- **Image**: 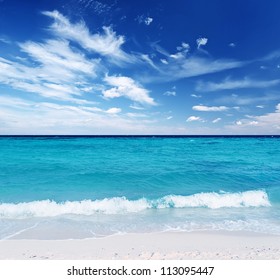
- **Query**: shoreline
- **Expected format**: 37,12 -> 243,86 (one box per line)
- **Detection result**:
1,230 -> 280,260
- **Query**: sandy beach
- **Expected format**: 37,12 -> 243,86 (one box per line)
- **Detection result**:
0,231 -> 280,260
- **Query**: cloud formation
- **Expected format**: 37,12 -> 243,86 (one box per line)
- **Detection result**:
212,118 -> 221,123
43,10 -> 134,64
103,75 -> 156,105
196,37 -> 208,49
164,91 -> 176,96
186,116 -> 203,122
197,78 -> 280,92
192,105 -> 229,112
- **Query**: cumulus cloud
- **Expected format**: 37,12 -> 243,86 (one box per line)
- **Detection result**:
103,75 -> 156,105
229,42 -> 236,48
196,37 -> 208,49
145,17 -> 153,25
170,42 -> 190,59
136,15 -> 153,26
186,116 -> 203,122
192,105 -> 229,112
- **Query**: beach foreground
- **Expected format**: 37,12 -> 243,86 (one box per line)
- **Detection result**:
0,231 -> 280,260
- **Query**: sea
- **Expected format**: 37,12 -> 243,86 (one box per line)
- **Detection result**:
0,136 -> 280,240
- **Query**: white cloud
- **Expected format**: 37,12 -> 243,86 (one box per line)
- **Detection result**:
0,37 -> 11,44
226,104 -> 280,134
156,56 -> 244,82
196,37 -> 208,49
129,104 -> 145,110
197,77 -> 280,92
136,15 -> 153,26
141,54 -> 159,70
186,116 -> 203,122
166,116 -> 173,120
20,40 -> 96,77
191,94 -> 202,98
147,42 -> 245,82
256,105 -> 264,109
215,93 -> 280,106
229,42 -> 236,48
212,118 -> 221,123
42,10 -> 133,64
170,42 -> 190,59
0,39 -> 98,102
164,91 -> 176,96
192,105 -> 229,112
0,95 -> 157,134
145,17 -> 153,25
160,58 -> 168,64
106,107 -> 122,114
103,75 -> 156,105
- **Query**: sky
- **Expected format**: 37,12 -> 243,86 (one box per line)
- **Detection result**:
1,0 -> 280,135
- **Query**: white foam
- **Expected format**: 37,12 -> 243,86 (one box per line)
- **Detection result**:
0,190 -> 270,218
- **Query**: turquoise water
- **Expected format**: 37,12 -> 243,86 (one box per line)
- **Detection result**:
0,136 -> 280,239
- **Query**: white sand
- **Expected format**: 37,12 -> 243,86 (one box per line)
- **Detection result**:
0,231 -> 280,260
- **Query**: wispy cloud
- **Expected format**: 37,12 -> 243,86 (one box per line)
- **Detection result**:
0,95 -> 156,134
192,105 -> 229,112
215,93 -> 280,106
144,55 -> 245,83
197,77 -> 280,92
103,75 -> 156,105
226,104 -> 280,134
136,15 -> 153,26
42,10 -> 134,64
212,118 -> 221,123
164,91 -> 176,96
78,0 -> 114,15
186,116 -> 204,122
191,94 -> 202,98
0,39 -> 98,103
196,37 -> 208,49
106,107 -> 122,114
0,36 -> 11,44
129,104 -> 145,110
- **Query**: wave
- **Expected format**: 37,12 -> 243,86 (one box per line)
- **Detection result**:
0,190 -> 270,218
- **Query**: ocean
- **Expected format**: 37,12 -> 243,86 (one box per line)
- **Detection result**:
0,136 -> 280,239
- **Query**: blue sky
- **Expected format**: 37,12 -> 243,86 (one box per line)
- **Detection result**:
1,0 -> 280,134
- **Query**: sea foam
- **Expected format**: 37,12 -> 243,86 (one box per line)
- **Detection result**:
0,190 -> 270,218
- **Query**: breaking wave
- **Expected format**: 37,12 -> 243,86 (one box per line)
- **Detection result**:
0,190 -> 270,218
